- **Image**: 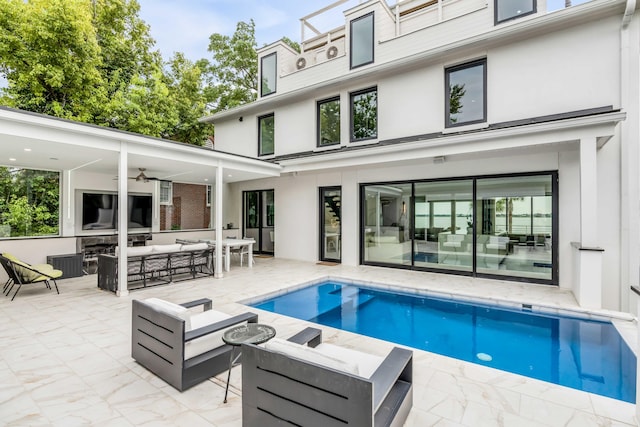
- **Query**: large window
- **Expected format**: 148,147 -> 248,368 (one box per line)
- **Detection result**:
362,183 -> 412,266
258,113 -> 275,156
361,172 -> 557,284
160,182 -> 211,231
260,53 -> 277,96
350,12 -> 374,69
350,87 -> 377,141
0,167 -> 59,238
413,180 -> 473,273
317,97 -> 341,147
445,59 -> 486,128
495,0 -> 536,24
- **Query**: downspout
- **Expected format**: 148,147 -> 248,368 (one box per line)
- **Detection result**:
619,0 -> 638,313
622,0 -> 636,28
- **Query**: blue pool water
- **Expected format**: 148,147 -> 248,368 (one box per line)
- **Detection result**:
250,281 -> 637,402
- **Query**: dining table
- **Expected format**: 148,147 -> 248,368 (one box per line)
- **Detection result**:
198,238 -> 255,272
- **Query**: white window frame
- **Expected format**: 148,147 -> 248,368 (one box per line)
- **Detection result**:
159,181 -> 172,205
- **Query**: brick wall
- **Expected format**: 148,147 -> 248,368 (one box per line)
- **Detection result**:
160,183 -> 211,230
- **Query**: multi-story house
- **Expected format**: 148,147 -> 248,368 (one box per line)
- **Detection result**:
204,0 -> 640,313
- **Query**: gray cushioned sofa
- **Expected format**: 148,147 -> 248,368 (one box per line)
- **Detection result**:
131,297 -> 258,391
241,327 -> 413,427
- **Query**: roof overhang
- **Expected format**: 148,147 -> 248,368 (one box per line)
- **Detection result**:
276,110 -> 626,173
0,107 -> 282,184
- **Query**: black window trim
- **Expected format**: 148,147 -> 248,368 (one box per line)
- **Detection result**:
317,96 -> 341,148
350,11 -> 375,70
494,0 -> 537,25
260,52 -> 277,97
444,58 -> 487,129
349,86 -> 378,143
258,113 -> 275,157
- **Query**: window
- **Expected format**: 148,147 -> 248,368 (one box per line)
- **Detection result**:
350,12 -> 374,69
160,183 -> 212,231
159,181 -> 172,205
317,97 -> 341,147
260,53 -> 277,96
360,172 -> 557,284
258,113 -> 275,156
445,59 -> 486,128
350,87 -> 377,141
495,0 -> 536,24
0,167 -> 60,237
206,185 -> 212,207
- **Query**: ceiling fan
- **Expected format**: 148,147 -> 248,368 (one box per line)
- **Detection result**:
129,168 -> 164,183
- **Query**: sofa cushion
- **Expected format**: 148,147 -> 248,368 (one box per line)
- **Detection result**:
185,309 -> 236,360
265,338 -> 360,376
181,243 -> 209,251
315,343 -> 384,379
152,244 -> 182,253
127,246 -> 153,256
143,298 -> 191,329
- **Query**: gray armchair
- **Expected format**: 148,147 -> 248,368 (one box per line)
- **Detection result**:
131,297 -> 258,391
241,327 -> 413,427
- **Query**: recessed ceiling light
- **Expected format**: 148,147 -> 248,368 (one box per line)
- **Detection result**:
204,178 -> 209,182
228,174 -> 232,177
9,158 -> 16,161
24,148 -> 31,152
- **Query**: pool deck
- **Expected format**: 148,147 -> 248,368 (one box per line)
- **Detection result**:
1,257 -> 637,426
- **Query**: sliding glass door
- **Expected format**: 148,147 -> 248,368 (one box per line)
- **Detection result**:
243,190 -> 274,254
320,187 -> 341,262
476,175 -> 554,281
413,180 -> 473,272
361,172 -> 557,284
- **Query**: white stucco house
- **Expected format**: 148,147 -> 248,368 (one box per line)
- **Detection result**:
202,0 -> 640,313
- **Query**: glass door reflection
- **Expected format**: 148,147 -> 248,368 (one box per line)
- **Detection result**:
320,187 -> 341,262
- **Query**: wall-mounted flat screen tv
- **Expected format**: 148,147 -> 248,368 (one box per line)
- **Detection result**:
81,192 -> 152,231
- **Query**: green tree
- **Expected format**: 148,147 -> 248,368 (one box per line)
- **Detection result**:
0,0 -> 105,120
162,53 -> 213,145
448,83 -> 466,124
205,20 -> 259,111
0,167 -> 59,237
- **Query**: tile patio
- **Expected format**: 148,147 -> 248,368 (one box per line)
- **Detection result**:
1,257 -> 637,426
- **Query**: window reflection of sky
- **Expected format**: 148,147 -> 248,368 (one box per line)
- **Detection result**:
449,64 -> 484,123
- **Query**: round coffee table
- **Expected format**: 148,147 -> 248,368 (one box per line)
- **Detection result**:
222,323 -> 276,402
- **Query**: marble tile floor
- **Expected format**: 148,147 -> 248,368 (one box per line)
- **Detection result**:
1,257 -> 637,426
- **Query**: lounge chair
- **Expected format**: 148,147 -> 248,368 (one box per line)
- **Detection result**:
0,253 -> 62,301
241,327 -> 413,427
131,297 -> 258,391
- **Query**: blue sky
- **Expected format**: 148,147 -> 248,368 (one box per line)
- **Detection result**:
137,0 -> 360,62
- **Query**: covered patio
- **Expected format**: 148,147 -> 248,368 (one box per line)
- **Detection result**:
0,106 -> 281,294
0,257 -> 636,426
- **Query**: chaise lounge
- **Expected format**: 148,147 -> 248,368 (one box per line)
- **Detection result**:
241,327 -> 413,427
0,253 -> 62,301
131,297 -> 258,391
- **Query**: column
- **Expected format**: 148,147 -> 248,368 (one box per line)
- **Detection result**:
117,143 -> 129,297
573,136 -> 602,308
215,161 -> 224,278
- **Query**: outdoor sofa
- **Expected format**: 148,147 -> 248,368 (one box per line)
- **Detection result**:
241,327 -> 413,427
97,242 -> 213,291
131,297 -> 258,391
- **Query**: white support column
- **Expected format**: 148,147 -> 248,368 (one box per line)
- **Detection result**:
215,161 -> 224,278
117,143 -> 129,297
579,136 -> 598,247
572,136 -> 603,308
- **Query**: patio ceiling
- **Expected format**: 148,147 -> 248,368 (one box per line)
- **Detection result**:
0,107 -> 282,184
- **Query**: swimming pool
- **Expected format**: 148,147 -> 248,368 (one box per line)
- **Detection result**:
249,280 -> 636,403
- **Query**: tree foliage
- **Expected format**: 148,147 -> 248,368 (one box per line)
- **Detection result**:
0,1 -> 295,144
204,20 -> 259,111
0,167 -> 59,237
